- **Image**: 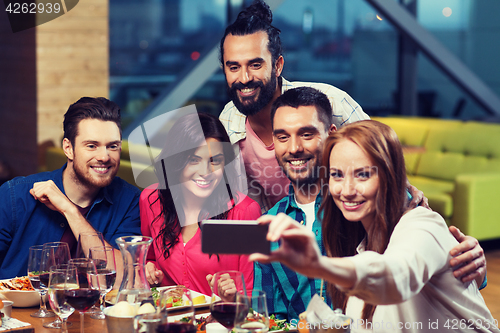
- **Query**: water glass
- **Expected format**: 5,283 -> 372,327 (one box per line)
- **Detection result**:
235,291 -> 269,333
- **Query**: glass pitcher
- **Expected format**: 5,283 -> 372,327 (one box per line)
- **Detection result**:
115,236 -> 153,306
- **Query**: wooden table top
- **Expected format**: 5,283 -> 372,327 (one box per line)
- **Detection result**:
9,306 -> 107,333
9,305 -> 211,333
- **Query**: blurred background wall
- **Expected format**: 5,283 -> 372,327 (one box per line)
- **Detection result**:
1,0 -> 500,178
0,0 -> 108,177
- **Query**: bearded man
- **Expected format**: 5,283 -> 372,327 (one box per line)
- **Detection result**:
218,0 -> 369,211
0,97 -> 141,279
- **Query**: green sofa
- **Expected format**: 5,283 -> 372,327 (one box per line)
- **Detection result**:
373,117 -> 500,241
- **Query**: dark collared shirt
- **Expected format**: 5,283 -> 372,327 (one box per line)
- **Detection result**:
0,164 -> 141,279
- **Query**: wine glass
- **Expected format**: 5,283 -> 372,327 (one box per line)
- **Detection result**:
41,241 -> 72,329
156,285 -> 196,333
235,291 -> 269,333
135,312 -> 168,333
47,264 -> 77,333
67,258 -> 101,333
75,232 -> 105,315
89,246 -> 117,320
27,245 -> 55,318
75,231 -> 105,259
209,270 -> 247,333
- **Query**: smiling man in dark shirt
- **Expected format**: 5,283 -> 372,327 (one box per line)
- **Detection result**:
0,97 -> 141,279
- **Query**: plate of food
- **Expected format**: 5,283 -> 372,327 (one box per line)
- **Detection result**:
153,286 -> 211,310
167,313 -> 296,333
0,276 -> 39,308
105,286 -> 212,310
268,315 -> 296,332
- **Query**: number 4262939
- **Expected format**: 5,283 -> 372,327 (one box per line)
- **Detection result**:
5,2 -> 62,14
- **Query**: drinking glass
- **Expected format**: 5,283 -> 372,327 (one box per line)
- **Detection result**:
235,291 -> 269,333
67,258 -> 101,333
27,245 -> 55,318
156,285 -> 196,333
75,232 -> 105,315
41,241 -> 72,328
135,312 -> 167,333
75,231 -> 105,259
89,246 -> 117,319
47,264 -> 77,333
209,270 -> 247,333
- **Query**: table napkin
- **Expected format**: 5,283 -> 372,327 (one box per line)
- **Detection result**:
0,317 -> 32,331
306,294 -> 340,325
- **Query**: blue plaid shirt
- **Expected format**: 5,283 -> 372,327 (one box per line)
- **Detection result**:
252,185 -> 331,321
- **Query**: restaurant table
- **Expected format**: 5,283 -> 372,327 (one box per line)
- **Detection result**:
8,306 -> 106,333
9,305 -> 211,333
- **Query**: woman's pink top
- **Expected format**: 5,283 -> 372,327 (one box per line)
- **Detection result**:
140,185 -> 262,296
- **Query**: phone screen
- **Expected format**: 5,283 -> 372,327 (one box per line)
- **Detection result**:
201,220 -> 270,255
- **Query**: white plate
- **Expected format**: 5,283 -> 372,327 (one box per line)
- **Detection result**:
0,278 -> 40,308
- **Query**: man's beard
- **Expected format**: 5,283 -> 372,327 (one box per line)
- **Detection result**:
278,153 -> 321,188
72,161 -> 116,189
227,70 -> 277,117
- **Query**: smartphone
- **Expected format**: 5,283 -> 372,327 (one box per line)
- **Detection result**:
201,220 -> 270,255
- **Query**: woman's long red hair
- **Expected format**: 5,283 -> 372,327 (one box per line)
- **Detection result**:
318,120 -> 408,321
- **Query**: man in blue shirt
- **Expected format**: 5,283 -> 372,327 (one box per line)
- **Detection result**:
0,97 -> 141,279
252,87 -> 487,321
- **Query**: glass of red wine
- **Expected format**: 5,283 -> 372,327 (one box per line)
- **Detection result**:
209,270 -> 248,333
75,232 -> 105,315
27,245 -> 55,318
67,258 -> 101,333
156,286 -> 196,333
41,242 -> 72,329
89,246 -> 117,320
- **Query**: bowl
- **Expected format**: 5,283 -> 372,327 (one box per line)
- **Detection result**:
0,290 -> 40,308
1,300 -> 14,317
103,306 -> 135,333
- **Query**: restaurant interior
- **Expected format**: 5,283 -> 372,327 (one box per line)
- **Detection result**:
0,0 -> 499,327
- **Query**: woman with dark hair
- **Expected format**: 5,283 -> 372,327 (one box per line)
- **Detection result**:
250,120 -> 498,332
140,112 -> 261,295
